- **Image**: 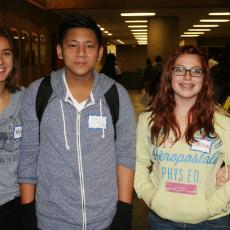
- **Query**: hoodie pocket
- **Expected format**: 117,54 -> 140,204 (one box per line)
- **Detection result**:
151,187 -> 210,224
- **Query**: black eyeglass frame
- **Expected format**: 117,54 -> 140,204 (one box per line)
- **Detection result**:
171,66 -> 204,78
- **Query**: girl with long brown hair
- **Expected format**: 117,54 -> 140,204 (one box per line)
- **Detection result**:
0,27 -> 23,229
135,45 -> 230,229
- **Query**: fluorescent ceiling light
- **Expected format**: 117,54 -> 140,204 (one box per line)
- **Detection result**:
132,32 -> 147,35
134,35 -> 148,38
193,24 -> 219,27
100,27 -> 105,31
209,12 -> 230,16
104,31 -> 109,34
128,25 -> 147,28
116,39 -> 125,44
131,29 -> 147,32
200,19 -> 229,22
188,29 -> 211,31
184,32 -> 204,34
181,34 -> 200,37
108,33 -> 112,36
121,12 -> 155,17
125,20 -> 147,23
134,37 -> 148,39
135,36 -> 147,39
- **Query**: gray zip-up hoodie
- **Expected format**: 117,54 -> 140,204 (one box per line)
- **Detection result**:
0,90 -> 23,205
18,69 -> 136,230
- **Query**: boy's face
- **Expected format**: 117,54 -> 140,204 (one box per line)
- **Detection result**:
57,27 -> 103,79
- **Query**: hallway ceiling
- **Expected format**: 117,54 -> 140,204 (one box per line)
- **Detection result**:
43,0 -> 230,45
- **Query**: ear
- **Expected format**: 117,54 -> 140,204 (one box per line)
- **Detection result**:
57,44 -> 63,60
98,46 -> 103,61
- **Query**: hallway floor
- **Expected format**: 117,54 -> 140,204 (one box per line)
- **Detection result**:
128,90 -> 149,230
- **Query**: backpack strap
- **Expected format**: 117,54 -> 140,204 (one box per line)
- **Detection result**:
36,78 -> 119,137
36,76 -> 53,123
104,83 -> 119,138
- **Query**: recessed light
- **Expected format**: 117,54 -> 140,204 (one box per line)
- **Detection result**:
134,35 -> 148,38
125,20 -> 147,23
188,29 -> 211,31
193,24 -> 219,27
181,34 -> 200,37
116,39 -> 125,44
131,29 -> 148,32
121,12 -> 155,17
136,38 -> 148,40
128,25 -> 147,28
184,32 -> 204,34
200,19 -> 229,22
132,32 -> 147,35
209,12 -> 230,16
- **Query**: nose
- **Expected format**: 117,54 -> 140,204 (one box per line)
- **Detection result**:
183,69 -> 192,80
76,45 -> 86,56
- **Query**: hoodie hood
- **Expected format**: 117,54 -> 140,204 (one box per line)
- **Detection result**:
50,68 -> 115,104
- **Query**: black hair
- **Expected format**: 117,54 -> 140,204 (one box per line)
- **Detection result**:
105,53 -> 116,64
155,55 -> 162,62
146,58 -> 152,65
58,13 -> 102,47
0,27 -> 19,93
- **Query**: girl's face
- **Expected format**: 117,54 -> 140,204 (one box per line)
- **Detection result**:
171,54 -> 204,104
0,36 -> 13,84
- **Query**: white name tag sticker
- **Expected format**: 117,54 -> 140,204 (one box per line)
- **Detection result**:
191,138 -> 212,154
14,126 -> 22,139
88,115 -> 107,129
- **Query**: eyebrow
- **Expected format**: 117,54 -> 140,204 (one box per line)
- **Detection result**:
175,65 -> 202,68
66,39 -> 95,43
2,48 -> 12,52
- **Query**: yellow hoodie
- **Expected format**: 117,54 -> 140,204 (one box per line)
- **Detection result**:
134,111 -> 230,224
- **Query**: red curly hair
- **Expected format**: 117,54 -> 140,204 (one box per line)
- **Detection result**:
149,45 -> 217,145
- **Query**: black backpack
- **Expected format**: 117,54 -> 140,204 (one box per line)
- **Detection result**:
35,76 -> 119,137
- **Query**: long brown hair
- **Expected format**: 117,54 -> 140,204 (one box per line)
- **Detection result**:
0,27 -> 19,93
149,45 -> 216,145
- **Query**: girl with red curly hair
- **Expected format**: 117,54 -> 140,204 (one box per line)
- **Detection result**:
135,45 -> 230,229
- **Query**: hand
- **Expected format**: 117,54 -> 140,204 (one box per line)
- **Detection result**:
216,165 -> 230,188
110,201 -> 132,230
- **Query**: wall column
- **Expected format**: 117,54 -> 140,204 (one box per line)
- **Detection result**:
147,17 -> 179,62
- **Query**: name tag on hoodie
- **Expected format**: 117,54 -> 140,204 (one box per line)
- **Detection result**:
14,125 -> 22,139
88,115 -> 107,129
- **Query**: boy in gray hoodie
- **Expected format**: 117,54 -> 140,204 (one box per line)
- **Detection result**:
18,13 -> 136,230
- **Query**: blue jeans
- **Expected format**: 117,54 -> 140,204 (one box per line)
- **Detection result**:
149,210 -> 230,229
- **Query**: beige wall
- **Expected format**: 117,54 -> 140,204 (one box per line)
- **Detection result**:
148,17 -> 180,62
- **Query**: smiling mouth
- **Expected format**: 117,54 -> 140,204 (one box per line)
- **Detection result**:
0,67 -> 6,73
75,61 -> 87,65
179,83 -> 194,90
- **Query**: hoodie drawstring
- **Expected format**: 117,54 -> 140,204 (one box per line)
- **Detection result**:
99,99 -> 105,138
60,100 -> 70,150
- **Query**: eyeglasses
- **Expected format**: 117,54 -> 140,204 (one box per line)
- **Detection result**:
171,66 -> 203,78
